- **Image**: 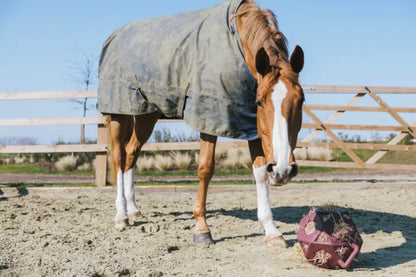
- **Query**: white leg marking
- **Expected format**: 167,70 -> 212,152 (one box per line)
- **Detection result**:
123,168 -> 139,215
253,165 -> 282,237
271,80 -> 292,176
115,168 -> 127,221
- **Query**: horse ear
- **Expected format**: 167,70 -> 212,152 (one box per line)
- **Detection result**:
255,47 -> 271,77
289,45 -> 304,74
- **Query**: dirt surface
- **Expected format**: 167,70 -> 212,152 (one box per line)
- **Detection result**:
1,169 -> 416,184
1,176 -> 415,276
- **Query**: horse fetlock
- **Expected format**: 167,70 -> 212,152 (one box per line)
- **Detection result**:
127,202 -> 139,214
193,205 -> 206,218
115,218 -> 129,230
265,235 -> 287,248
128,211 -> 142,222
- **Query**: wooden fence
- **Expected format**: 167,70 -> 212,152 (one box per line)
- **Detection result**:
0,85 -> 415,186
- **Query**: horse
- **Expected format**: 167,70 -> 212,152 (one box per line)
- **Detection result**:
97,0 -> 304,247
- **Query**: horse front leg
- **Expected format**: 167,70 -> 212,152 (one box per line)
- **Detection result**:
193,133 -> 217,244
249,139 -> 287,247
110,115 -> 131,229
110,113 -> 159,229
123,113 -> 160,222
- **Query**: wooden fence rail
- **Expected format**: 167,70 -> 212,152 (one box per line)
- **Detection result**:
0,85 -> 415,186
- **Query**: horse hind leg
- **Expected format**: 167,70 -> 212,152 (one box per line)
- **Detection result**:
123,112 -> 160,223
193,133 -> 217,244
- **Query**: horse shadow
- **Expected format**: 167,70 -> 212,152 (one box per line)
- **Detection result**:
206,206 -> 416,271
0,187 -> 29,202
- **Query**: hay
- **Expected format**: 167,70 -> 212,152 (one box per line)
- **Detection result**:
335,246 -> 349,258
333,222 -> 354,242
312,250 -> 331,266
321,203 -> 339,212
304,221 -> 316,235
316,233 -> 329,243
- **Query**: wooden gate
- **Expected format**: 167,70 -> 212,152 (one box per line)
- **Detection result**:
298,85 -> 416,170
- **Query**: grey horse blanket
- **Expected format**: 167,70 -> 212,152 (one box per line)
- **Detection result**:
98,0 -> 258,140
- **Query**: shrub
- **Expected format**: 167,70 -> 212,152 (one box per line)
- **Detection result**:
136,155 -> 154,172
307,147 -> 333,161
14,157 -> 26,164
170,152 -> 192,170
154,154 -> 173,171
239,149 -> 252,169
214,149 -> 228,164
294,148 -> 308,160
218,149 -> 252,170
55,155 -> 78,172
4,158 -> 15,165
77,162 -> 91,171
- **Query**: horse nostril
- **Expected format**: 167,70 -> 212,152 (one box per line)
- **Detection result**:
289,164 -> 298,178
266,163 -> 276,173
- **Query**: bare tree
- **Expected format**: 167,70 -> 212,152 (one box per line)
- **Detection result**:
69,50 -> 98,143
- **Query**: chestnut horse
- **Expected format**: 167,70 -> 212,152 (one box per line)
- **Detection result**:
100,0 -> 304,247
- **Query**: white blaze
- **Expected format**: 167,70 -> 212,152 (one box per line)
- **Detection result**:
271,80 -> 291,176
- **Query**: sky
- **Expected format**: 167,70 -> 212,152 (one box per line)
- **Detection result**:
0,0 -> 415,144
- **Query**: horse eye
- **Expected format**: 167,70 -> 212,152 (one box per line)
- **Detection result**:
256,100 -> 264,108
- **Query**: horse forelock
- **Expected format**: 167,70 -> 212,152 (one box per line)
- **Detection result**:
276,62 -> 299,85
236,0 -> 289,65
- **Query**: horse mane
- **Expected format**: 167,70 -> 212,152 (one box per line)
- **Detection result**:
236,0 -> 289,66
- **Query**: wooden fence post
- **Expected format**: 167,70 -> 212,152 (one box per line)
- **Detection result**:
95,114 -> 109,186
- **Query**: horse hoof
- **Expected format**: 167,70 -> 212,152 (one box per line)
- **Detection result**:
265,235 -> 287,248
193,231 -> 215,245
128,211 -> 142,222
115,219 -> 129,230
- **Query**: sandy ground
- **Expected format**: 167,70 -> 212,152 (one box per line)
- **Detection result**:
1,170 -> 416,184
0,177 -> 415,276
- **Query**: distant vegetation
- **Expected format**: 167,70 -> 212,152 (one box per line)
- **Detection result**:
0,132 -> 414,176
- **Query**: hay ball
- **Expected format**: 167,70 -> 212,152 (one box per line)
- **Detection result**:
297,206 -> 363,269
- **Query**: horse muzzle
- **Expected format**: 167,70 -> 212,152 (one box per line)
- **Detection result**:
265,163 -> 298,186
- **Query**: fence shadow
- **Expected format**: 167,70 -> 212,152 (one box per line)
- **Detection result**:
207,206 -> 415,271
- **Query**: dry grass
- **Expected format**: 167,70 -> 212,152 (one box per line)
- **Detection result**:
295,147 -> 333,161
136,156 -> 154,172
294,148 -> 307,160
55,155 -> 78,172
77,162 -> 91,171
194,152 -> 199,165
170,152 -> 192,170
218,149 -> 252,170
2,158 -> 14,165
92,158 -> 97,171
215,149 -> 228,164
14,157 -> 26,164
154,154 -> 173,171
308,147 -> 333,161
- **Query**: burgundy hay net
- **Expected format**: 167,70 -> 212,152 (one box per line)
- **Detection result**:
297,207 -> 363,269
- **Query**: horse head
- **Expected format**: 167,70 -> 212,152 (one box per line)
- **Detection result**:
255,45 -> 304,185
